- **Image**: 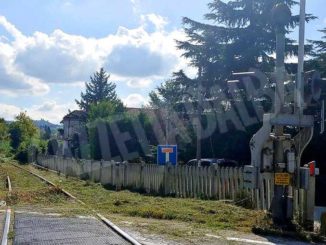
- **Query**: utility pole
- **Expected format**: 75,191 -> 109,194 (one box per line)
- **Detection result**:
297,0 -> 306,114
165,109 -> 169,145
196,66 -> 203,162
295,0 -> 307,220
238,1 -> 322,227
271,3 -> 292,224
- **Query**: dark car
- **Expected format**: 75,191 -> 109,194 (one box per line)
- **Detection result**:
186,158 -> 239,167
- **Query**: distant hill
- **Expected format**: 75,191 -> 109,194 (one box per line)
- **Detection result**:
33,119 -> 61,130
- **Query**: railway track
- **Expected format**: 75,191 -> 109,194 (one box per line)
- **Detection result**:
1,175 -> 11,245
1,162 -> 141,245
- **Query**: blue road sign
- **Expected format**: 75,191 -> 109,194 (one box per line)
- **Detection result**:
157,145 -> 177,165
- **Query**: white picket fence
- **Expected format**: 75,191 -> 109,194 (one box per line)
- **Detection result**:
36,155 -> 276,209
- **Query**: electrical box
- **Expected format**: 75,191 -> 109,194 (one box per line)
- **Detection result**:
243,165 -> 258,189
300,167 -> 310,190
287,152 -> 295,174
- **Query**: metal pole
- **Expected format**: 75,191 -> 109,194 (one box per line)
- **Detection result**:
297,0 -> 306,113
321,100 -> 325,134
196,66 -> 202,162
272,5 -> 288,223
274,29 -> 286,140
295,0 -> 307,220
165,113 -> 169,145
275,31 -> 286,119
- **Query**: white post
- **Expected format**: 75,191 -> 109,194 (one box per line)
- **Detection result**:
297,0 -> 306,113
321,100 -> 325,134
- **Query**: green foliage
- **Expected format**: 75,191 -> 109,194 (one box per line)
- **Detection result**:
41,125 -> 52,140
30,166 -> 267,234
87,102 -> 157,160
150,0 -> 315,109
87,101 -> 125,160
148,0 -> 317,163
0,118 -> 11,156
308,28 -> 326,77
76,67 -> 124,111
8,112 -> 41,163
47,139 -> 59,155
88,100 -> 123,121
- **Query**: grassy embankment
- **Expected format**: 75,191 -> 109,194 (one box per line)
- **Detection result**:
2,159 -> 323,243
18,163 -> 272,235
0,159 -> 87,215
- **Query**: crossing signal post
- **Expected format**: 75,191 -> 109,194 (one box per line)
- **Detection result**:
230,2 -> 326,226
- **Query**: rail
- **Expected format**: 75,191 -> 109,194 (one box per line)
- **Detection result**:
10,163 -> 141,245
1,176 -> 12,245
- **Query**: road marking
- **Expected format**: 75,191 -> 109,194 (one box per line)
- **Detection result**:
206,234 -> 285,245
226,237 -> 282,245
205,234 -> 222,239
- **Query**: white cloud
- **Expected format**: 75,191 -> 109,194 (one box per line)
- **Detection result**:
0,14 -> 194,93
141,14 -> 168,31
123,93 -> 148,108
27,101 -> 78,124
126,78 -> 152,88
0,16 -> 25,41
0,14 -> 197,123
0,17 -> 50,95
0,101 -> 77,124
0,103 -> 22,120
130,0 -> 141,14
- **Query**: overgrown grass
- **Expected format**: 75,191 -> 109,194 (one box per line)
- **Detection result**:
0,164 -> 7,202
0,162 -> 88,215
23,164 -> 269,233
0,160 -> 275,242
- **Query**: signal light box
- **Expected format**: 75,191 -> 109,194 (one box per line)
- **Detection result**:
157,145 -> 177,165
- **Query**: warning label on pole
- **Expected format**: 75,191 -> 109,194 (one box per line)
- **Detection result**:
274,173 -> 290,186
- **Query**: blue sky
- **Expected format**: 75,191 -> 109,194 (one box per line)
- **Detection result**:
0,0 -> 325,123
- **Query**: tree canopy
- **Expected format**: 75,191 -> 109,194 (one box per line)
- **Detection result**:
76,68 -> 124,111
0,118 -> 10,156
308,28 -> 326,77
147,0 -> 318,163
9,112 -> 43,162
150,0 -> 315,110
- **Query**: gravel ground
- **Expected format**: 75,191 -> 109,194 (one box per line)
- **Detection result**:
118,220 -> 313,245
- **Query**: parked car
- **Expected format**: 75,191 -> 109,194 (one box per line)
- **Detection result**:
186,158 -> 239,167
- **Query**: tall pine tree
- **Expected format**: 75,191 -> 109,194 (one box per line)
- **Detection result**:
76,68 -> 124,111
150,0 -> 315,109
308,28 -> 326,77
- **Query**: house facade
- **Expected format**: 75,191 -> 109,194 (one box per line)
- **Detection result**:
61,110 -> 88,158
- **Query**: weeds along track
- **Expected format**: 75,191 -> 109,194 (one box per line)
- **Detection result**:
8,162 -> 141,245
0,163 -> 73,209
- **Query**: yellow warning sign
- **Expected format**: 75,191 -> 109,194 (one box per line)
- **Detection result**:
275,173 -> 290,186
